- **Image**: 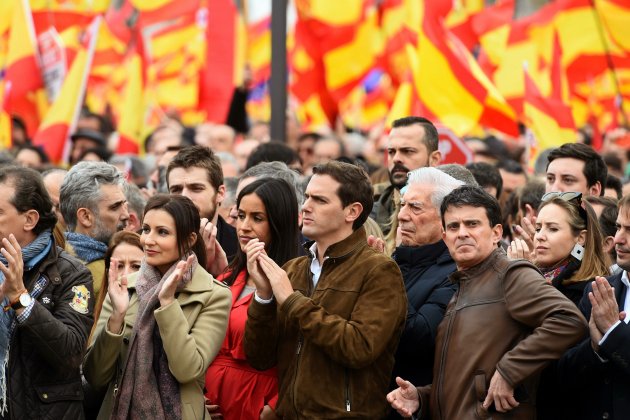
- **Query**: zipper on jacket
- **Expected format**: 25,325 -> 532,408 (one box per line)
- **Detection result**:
435,286 -> 459,419
345,368 -> 351,412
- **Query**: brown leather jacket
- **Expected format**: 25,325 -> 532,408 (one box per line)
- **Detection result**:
245,226 -> 407,419
418,249 -> 587,420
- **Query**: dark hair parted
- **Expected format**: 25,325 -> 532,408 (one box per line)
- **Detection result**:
312,161 -> 373,230
166,145 -> 223,191
143,194 -> 206,269
440,185 -> 502,228
0,166 -> 57,234
391,116 -> 439,153
223,178 -> 300,286
547,142 -> 607,195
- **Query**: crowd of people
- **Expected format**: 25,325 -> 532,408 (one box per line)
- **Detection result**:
0,111 -> 630,419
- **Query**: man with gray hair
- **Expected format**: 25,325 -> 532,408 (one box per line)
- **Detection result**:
388,167 -> 463,418
60,161 -> 129,298
123,183 -> 146,234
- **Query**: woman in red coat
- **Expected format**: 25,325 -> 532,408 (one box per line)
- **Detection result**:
205,178 -> 300,420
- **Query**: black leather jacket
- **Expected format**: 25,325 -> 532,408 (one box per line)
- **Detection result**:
4,245 -> 94,420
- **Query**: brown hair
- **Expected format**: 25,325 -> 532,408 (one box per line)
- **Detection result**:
538,198 -> 610,282
312,161 -> 373,230
88,231 -> 143,343
166,145 -> 223,191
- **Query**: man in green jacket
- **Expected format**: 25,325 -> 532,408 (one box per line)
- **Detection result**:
245,161 -> 407,419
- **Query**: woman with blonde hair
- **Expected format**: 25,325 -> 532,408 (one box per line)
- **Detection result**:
508,191 -> 610,304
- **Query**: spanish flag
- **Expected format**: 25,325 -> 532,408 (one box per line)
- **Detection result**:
32,17 -> 101,164
523,65 -> 576,154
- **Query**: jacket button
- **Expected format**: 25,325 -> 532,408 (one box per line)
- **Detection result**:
604,378 -> 610,385
123,337 -> 129,344
602,412 -> 609,419
42,393 -> 48,399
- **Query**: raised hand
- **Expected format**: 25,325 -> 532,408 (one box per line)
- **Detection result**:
107,258 -> 130,334
589,276 -> 622,335
483,370 -> 519,413
244,239 -> 272,299
257,254 -> 294,305
513,215 -> 536,250
367,235 -> 385,254
0,235 -> 25,304
386,377 -> 420,418
507,238 -> 534,262
200,218 -> 228,276
158,255 -> 195,306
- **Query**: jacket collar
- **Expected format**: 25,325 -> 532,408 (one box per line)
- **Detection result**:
302,226 -> 367,261
26,243 -> 61,286
394,240 -> 450,266
450,247 -> 505,284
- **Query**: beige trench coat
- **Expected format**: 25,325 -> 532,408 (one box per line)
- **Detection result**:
83,264 -> 231,420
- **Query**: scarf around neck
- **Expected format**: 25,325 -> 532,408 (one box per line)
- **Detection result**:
0,230 -> 53,415
112,253 -> 197,420
65,232 -> 108,264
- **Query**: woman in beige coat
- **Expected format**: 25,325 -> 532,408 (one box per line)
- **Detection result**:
84,194 -> 231,420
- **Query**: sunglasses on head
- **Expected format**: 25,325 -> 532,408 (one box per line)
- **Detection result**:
541,191 -> 587,224
541,191 -> 582,204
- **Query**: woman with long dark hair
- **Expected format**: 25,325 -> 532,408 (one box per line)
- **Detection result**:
205,178 -> 300,420
84,194 -> 231,420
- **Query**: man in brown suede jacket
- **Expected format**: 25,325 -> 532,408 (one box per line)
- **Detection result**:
388,186 -> 587,419
245,161 -> 406,419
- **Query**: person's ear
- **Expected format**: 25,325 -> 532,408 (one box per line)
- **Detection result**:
589,182 -> 602,197
76,208 -> 94,229
188,231 -> 198,248
22,210 -> 40,233
491,223 -> 503,246
603,235 -> 615,253
215,185 -> 226,206
344,202 -> 363,225
429,150 -> 441,167
577,229 -> 587,246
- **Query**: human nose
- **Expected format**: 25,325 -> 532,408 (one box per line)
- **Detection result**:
122,262 -> 133,277
614,228 -> 626,246
398,204 -> 411,222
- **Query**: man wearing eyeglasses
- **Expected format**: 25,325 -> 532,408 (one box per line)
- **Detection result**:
557,194 -> 630,419
388,186 -> 586,419
387,168 -> 463,419
372,117 -> 441,235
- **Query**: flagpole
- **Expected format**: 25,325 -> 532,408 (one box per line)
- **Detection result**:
270,0 -> 288,142
588,0 -> 628,126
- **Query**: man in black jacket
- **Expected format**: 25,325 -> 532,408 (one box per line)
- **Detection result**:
557,193 -> 630,420
0,166 -> 94,419
388,167 -> 463,417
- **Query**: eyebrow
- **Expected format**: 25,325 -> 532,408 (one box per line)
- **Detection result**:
108,200 -> 126,210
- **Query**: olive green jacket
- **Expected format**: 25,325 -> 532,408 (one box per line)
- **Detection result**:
83,265 -> 231,420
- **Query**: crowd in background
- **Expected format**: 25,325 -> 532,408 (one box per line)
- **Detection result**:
0,110 -> 630,419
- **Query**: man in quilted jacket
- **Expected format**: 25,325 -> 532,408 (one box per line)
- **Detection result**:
0,166 -> 94,419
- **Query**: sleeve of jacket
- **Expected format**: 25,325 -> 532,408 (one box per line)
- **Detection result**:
155,281 -> 231,383
17,259 -> 94,371
83,294 -> 126,388
244,299 -> 279,371
495,266 -> 588,387
280,257 -> 406,369
598,322 -> 630,374
398,276 -> 456,358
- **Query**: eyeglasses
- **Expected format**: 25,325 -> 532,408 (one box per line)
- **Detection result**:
541,191 -> 587,225
541,191 -> 582,203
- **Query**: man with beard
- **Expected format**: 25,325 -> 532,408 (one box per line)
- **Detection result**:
372,117 -> 441,235
167,145 -> 238,272
60,161 -> 129,300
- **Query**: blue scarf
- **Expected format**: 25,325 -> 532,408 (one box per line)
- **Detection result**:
0,230 -> 53,415
65,232 -> 108,264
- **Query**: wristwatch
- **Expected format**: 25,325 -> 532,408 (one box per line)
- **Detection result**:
10,292 -> 33,311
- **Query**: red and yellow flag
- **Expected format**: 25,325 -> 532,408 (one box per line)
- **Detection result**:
33,17 -> 101,164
